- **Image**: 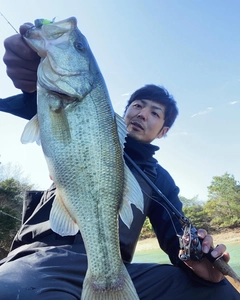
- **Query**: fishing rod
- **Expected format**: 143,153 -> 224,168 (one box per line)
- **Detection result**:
0,12 -> 18,33
124,153 -> 240,284
124,152 -> 205,262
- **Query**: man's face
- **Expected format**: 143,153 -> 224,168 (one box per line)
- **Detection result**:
124,99 -> 169,143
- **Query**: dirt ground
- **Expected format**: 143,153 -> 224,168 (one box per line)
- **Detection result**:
136,228 -> 240,293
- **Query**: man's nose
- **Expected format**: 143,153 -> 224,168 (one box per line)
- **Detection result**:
137,108 -> 148,120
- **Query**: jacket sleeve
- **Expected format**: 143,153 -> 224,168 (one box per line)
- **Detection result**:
0,91 -> 37,120
148,164 -> 184,266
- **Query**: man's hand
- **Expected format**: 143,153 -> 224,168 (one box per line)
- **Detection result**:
181,229 -> 230,282
3,23 -> 40,93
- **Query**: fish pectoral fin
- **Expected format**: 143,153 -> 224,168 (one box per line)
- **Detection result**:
120,164 -> 144,229
119,196 -> 134,229
50,193 -> 79,236
20,114 -> 41,145
115,112 -> 144,228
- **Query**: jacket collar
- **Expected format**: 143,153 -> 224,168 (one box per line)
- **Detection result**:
124,135 -> 159,162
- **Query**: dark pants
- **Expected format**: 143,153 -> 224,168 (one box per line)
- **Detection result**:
0,244 -> 239,300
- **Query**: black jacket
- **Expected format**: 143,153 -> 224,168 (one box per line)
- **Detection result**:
0,92 -> 184,266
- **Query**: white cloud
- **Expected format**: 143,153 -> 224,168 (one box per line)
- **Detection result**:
121,92 -> 130,97
191,107 -> 213,118
229,101 -> 239,105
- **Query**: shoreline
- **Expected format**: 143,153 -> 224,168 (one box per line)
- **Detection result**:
136,228 -> 240,252
135,229 -> 240,292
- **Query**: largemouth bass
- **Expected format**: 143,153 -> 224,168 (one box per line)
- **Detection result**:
21,17 -> 143,300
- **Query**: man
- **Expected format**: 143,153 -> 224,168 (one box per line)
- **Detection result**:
0,24 -> 239,299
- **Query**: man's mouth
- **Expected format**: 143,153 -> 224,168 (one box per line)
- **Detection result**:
130,121 -> 144,131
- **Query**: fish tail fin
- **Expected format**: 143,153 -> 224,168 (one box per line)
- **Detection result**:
81,267 -> 139,300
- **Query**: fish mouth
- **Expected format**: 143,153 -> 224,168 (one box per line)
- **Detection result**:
46,81 -> 72,96
40,82 -> 77,99
51,90 -> 75,99
38,73 -> 82,100
50,90 -> 81,108
37,62 -> 94,100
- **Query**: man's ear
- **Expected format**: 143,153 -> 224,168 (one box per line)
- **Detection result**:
157,126 -> 169,139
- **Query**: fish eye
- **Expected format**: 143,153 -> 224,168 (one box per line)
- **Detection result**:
75,42 -> 85,51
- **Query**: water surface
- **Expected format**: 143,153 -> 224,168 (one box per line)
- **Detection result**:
133,242 -> 240,276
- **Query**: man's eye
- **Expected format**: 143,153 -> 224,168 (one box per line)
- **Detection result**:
152,111 -> 160,118
134,104 -> 142,108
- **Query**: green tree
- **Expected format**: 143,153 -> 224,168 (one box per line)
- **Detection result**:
183,205 -> 211,231
0,161 -> 34,259
205,173 -> 240,229
0,178 -> 22,258
180,196 -> 211,231
139,217 -> 155,239
179,195 -> 204,208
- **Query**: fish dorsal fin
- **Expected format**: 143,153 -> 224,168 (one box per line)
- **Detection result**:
50,192 -> 79,236
20,114 -> 41,146
115,113 -> 127,151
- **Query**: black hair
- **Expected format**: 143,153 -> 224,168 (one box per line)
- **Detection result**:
124,84 -> 178,128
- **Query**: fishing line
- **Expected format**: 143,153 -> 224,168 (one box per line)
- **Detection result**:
141,189 -> 179,236
0,12 -> 19,33
124,152 -> 189,226
0,209 -> 21,222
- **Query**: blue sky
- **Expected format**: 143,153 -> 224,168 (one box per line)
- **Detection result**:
0,0 -> 239,201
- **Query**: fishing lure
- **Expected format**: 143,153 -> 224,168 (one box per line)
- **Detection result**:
34,18 -> 56,28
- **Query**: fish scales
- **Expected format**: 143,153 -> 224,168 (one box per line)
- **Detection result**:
21,17 -> 143,299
